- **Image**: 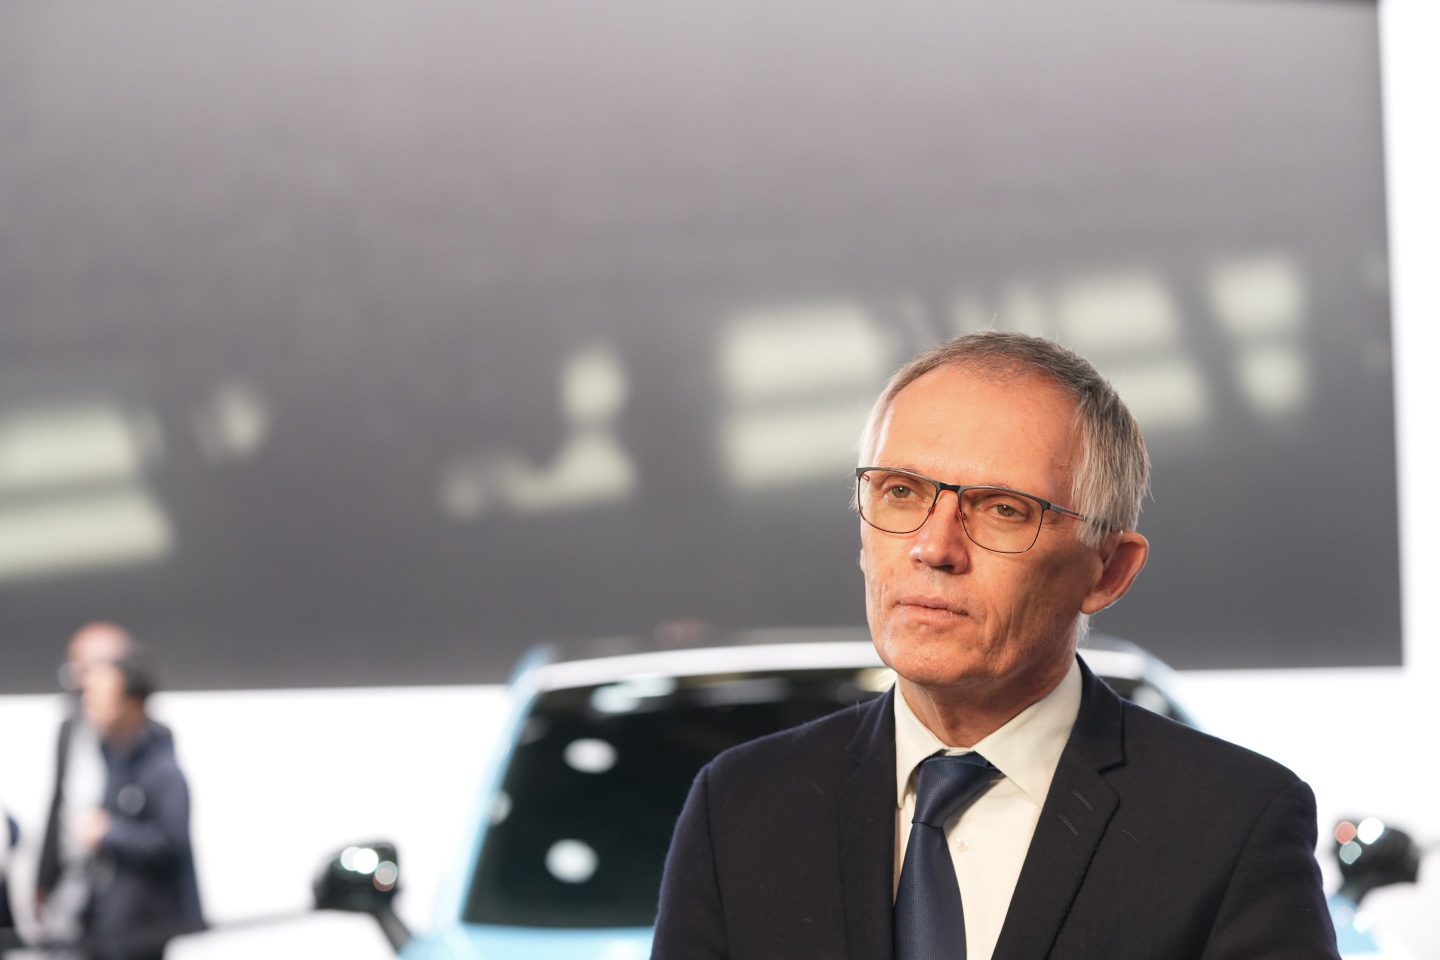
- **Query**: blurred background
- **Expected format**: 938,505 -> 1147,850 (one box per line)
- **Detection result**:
1,0 -> 1436,956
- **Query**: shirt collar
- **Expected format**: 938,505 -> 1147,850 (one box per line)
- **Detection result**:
894,657 -> 1082,808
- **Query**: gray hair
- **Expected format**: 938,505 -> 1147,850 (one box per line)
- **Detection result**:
858,331 -> 1149,547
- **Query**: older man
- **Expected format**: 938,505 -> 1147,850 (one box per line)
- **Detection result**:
653,332 -> 1337,959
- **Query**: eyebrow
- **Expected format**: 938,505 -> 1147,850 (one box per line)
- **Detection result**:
878,464 -> 1026,494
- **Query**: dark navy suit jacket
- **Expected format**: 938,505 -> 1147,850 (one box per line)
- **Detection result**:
653,659 -> 1339,960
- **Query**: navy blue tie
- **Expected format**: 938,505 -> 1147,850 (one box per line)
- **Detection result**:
894,753 -> 1001,960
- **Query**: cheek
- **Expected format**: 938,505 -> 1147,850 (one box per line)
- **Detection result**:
1002,559 -> 1091,635
859,546 -> 880,616
858,531 -> 879,589
859,538 -> 897,631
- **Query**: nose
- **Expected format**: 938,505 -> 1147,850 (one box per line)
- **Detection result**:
909,490 -> 972,572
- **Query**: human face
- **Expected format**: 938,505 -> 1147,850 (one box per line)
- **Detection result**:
81,661 -> 131,738
860,367 -> 1106,709
64,623 -> 130,692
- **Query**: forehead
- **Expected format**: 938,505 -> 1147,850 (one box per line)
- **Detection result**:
70,628 -> 128,664
873,366 -> 1081,497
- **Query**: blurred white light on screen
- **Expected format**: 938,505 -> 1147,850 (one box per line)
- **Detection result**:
1209,255 -> 1304,337
564,738 -> 618,774
723,400 -> 874,489
546,839 -> 599,883
1057,273 -> 1180,353
0,486 -> 174,582
193,380 -> 271,462
0,403 -> 152,493
720,303 -> 888,402
562,346 -> 629,425
719,303 -> 892,489
1356,818 -> 1385,845
1237,345 -> 1308,417
494,433 -> 636,514
1103,359 -> 1208,431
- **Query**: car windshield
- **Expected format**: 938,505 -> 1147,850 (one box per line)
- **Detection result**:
461,662 -> 1184,929
462,666 -> 888,928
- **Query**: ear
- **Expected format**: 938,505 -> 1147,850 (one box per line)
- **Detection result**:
1080,531 -> 1149,615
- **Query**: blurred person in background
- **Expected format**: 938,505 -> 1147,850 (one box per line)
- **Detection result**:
76,648 -> 201,960
35,623 -> 135,948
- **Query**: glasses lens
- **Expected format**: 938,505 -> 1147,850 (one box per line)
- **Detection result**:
857,470 -> 937,534
959,487 -> 1044,553
858,470 -> 1046,552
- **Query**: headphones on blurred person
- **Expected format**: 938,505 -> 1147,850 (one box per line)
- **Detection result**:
111,648 -> 158,704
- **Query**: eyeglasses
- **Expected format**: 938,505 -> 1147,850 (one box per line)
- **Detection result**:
854,466 -> 1087,554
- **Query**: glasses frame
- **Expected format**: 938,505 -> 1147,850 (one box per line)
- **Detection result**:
854,466 -> 1089,554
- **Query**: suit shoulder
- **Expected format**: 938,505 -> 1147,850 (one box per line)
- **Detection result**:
704,695 -> 880,783
1119,699 -> 1303,790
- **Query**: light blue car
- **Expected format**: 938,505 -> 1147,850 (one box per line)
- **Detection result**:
315,635 -> 1418,959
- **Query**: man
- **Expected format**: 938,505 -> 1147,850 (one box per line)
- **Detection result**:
77,648 -> 202,960
36,622 -> 136,947
653,332 -> 1337,959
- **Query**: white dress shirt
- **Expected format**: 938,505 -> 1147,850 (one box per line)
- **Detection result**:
893,659 -> 1082,960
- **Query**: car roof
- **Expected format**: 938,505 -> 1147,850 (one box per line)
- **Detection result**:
532,632 -> 1156,693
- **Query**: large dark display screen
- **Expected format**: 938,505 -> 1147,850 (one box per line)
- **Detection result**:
0,0 -> 1395,691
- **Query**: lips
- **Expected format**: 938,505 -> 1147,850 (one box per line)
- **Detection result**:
894,595 -> 968,617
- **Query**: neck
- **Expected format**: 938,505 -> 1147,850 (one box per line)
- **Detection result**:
104,707 -> 148,748
898,661 -> 1070,747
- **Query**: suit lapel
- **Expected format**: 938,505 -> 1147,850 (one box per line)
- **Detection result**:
993,659 -> 1126,960
837,689 -> 899,960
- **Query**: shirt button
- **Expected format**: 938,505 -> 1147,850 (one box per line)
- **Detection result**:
953,837 -> 970,851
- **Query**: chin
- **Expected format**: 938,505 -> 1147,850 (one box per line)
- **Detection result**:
873,629 -> 996,688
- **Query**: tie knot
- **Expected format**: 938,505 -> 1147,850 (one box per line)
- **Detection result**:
912,753 -> 999,828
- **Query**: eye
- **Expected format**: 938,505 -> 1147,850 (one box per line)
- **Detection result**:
881,477 -> 915,500
970,491 -> 1034,523
872,472 -> 927,505
883,478 -> 921,500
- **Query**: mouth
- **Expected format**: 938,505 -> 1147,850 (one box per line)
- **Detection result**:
894,595 -> 968,618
